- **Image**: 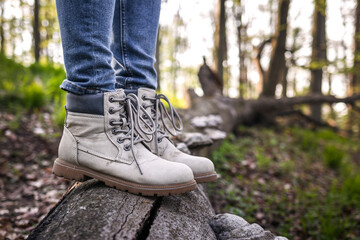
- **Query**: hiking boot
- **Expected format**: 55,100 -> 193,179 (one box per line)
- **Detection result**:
135,88 -> 218,183
53,89 -> 196,196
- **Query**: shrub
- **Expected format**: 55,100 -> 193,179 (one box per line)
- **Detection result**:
323,145 -> 344,170
23,81 -> 47,110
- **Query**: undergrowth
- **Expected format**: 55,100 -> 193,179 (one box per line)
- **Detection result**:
209,127 -> 360,240
0,55 -> 66,127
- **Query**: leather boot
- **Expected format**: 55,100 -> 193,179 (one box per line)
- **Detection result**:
53,89 -> 196,196
135,88 -> 217,183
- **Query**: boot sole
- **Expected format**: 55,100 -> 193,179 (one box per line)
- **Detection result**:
52,158 -> 197,196
194,171 -> 218,183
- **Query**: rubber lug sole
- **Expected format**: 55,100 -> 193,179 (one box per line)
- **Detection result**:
52,158 -> 197,196
194,171 -> 218,183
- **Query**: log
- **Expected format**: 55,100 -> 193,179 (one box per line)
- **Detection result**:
186,89 -> 360,127
28,180 -> 216,240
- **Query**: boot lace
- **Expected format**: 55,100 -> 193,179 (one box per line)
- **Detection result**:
109,93 -> 156,174
141,93 -> 183,155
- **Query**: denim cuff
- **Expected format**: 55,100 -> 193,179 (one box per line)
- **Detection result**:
115,78 -> 156,91
60,80 -> 111,95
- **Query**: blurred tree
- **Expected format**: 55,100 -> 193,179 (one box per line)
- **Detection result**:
41,0 -> 58,62
0,0 -> 4,55
347,0 -> 360,133
214,0 -> 227,95
261,0 -> 290,97
283,27 -> 301,97
233,0 -> 248,99
33,0 -> 40,62
159,7 -> 188,98
351,0 -> 360,95
310,0 -> 327,121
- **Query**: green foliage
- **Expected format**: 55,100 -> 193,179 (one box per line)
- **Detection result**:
52,94 -> 67,127
158,91 -> 188,109
255,147 -> 271,169
23,82 -> 47,110
292,127 -> 319,151
0,55 -> 66,126
209,127 -> 360,239
323,145 -> 344,169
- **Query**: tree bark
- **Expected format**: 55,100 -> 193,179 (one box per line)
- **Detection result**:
351,0 -> 360,95
310,0 -> 327,121
214,0 -> 227,94
28,181 -> 217,240
0,0 -> 4,55
261,0 -> 290,97
33,0 -> 41,62
347,0 -> 360,134
233,0 -> 248,99
282,64 -> 289,97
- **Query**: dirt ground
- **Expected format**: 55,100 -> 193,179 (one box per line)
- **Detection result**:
0,112 -> 70,239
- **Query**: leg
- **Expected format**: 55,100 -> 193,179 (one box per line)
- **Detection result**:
56,0 -> 116,94
110,1 -> 217,182
111,0 -> 161,90
54,0 -> 196,196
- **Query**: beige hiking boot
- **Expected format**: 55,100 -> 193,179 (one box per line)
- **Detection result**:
135,88 -> 217,183
53,89 -> 196,196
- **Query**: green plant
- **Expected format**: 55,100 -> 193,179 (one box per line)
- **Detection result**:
255,147 -> 271,169
23,82 -> 47,110
323,145 -> 344,170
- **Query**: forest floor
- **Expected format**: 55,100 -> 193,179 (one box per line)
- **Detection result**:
1,111 -> 360,239
209,122 -> 360,240
0,111 -> 70,239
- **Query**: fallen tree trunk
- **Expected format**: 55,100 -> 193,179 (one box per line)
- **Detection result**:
28,181 -> 216,240
186,90 -> 360,127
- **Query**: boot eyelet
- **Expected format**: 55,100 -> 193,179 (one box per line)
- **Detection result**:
109,96 -> 114,103
117,138 -> 124,143
109,107 -> 115,114
109,120 -> 115,126
141,95 -> 146,100
142,104 -> 146,108
158,138 -> 162,143
142,114 -> 147,119
111,129 -> 118,135
123,145 -> 130,151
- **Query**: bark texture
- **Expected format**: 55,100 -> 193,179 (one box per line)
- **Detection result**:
310,0 -> 327,121
214,0 -> 227,94
198,57 -> 222,96
0,0 -> 5,55
28,181 -> 216,240
33,0 -> 40,62
261,0 -> 290,97
351,0 -> 360,95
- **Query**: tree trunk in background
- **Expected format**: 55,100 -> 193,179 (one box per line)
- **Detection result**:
214,0 -> 227,95
261,0 -> 290,97
348,0 -> 360,134
155,28 -> 161,91
282,64 -> 288,97
310,0 -> 327,122
0,0 -> 4,55
33,0 -> 40,62
233,0 -> 248,99
351,0 -> 360,95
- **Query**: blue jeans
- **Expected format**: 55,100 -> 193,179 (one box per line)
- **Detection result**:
56,0 -> 160,94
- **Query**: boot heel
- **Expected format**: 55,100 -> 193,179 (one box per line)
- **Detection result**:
53,159 -> 89,181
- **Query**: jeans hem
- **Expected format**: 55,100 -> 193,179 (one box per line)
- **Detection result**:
115,78 -> 156,90
60,80 -> 113,95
